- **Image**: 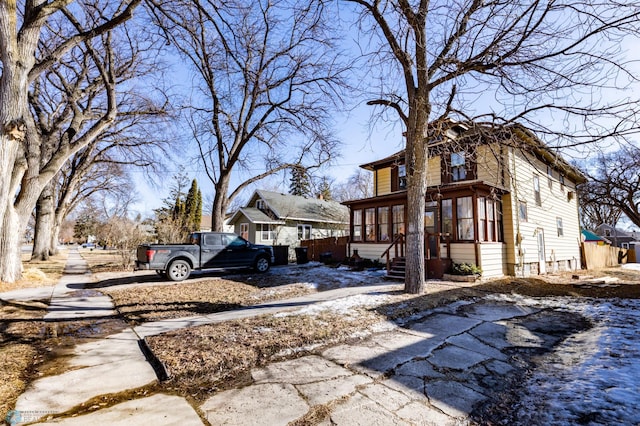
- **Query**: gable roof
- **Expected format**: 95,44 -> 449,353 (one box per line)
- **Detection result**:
230,190 -> 349,225
358,122 -> 586,184
581,229 -> 610,244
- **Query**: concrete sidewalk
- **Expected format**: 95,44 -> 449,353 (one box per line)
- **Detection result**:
7,250 -> 201,425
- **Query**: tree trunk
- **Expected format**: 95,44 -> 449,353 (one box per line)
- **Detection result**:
32,182 -> 55,260
211,176 -> 231,232
0,205 -> 23,282
403,99 -> 430,294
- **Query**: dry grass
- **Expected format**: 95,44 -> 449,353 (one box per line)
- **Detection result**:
0,302 -> 48,417
0,251 -> 68,293
104,279 -> 314,324
146,309 -> 385,401
79,248 -> 129,273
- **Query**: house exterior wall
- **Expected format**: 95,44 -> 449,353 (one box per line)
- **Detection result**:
504,148 -> 581,275
478,243 -> 507,278
375,168 -> 392,196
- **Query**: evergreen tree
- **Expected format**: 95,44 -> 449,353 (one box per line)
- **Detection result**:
317,176 -> 333,201
184,179 -> 203,231
289,165 -> 311,197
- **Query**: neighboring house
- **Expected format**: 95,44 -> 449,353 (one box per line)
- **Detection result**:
342,122 -> 586,278
581,229 -> 611,246
200,214 -> 234,233
595,224 -> 640,250
228,190 -> 349,258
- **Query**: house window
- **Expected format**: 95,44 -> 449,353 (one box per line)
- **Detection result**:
533,175 -> 541,206
519,201 -> 528,222
478,197 -> 486,241
377,207 -> 389,241
353,209 -> 362,241
442,199 -> 453,236
557,217 -> 564,237
240,223 -> 249,240
392,205 -> 404,237
398,165 -> 407,189
365,208 -> 376,241
260,224 -> 274,241
496,201 -> 503,242
256,199 -> 265,210
559,174 -> 565,192
487,200 -> 496,242
457,196 -> 474,240
451,152 -> 467,181
547,166 -> 553,190
298,224 -> 312,240
605,229 -> 611,237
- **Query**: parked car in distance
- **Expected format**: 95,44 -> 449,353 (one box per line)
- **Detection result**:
134,232 -> 275,281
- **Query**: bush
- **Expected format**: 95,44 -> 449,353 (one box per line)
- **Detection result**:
451,262 -> 482,276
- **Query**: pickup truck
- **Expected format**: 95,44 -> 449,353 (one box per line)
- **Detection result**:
134,232 -> 275,281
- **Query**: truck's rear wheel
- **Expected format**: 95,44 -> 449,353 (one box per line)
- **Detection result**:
167,260 -> 191,282
254,256 -> 270,273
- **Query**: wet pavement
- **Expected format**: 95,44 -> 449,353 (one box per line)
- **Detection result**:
2,253 -> 593,425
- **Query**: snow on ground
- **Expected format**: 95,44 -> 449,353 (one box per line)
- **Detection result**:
491,294 -> 640,426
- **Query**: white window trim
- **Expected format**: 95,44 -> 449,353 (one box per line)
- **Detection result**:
297,224 -> 312,240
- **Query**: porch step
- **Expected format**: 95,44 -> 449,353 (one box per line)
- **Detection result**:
385,257 -> 406,280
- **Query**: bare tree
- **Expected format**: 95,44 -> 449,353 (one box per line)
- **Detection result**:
580,146 -> 640,229
345,0 -> 640,293
333,169 -> 373,202
0,1 -> 143,282
147,0 -> 347,230
30,23 -> 169,261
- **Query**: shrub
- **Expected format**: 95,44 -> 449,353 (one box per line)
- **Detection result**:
451,262 -> 482,276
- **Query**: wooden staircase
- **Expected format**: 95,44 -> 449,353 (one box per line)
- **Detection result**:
385,256 -> 406,280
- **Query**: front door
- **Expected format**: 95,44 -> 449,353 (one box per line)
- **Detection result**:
424,205 -> 439,259
537,228 -> 546,274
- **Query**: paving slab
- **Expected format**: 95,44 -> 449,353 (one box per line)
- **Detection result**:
252,355 -> 352,385
15,358 -> 157,417
381,375 -> 427,401
406,313 -> 482,339
395,359 -> 444,379
201,383 -> 309,426
468,321 -> 512,350
425,381 -> 487,418
429,344 -> 492,370
357,382 -> 413,412
45,295 -> 115,320
396,401 -> 466,426
34,394 -> 203,425
297,374 -> 372,406
0,286 -> 54,302
457,301 -> 539,321
328,392 -> 410,426
445,332 -> 508,361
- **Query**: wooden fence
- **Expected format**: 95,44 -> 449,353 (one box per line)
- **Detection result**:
581,243 -> 630,270
299,236 -> 348,262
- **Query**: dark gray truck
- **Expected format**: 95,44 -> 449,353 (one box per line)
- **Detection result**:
134,232 -> 274,281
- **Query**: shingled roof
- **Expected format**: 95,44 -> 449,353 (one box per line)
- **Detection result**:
230,190 -> 349,225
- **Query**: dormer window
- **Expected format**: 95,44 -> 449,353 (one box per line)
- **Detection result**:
451,152 -> 467,181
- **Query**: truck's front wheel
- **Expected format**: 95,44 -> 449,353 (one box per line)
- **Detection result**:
167,260 -> 191,282
254,256 -> 271,273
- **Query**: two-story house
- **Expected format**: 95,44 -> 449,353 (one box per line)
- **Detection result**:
343,122 -> 586,278
229,190 -> 349,260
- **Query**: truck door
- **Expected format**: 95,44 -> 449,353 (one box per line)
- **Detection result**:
221,234 -> 254,267
201,233 -> 225,268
